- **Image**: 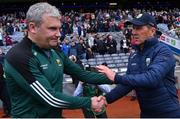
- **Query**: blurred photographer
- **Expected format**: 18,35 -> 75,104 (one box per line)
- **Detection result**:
73,63 -> 111,118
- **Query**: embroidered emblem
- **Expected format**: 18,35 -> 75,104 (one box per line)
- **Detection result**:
131,63 -> 137,66
34,52 -> 37,56
56,59 -> 62,66
146,58 -> 151,66
40,64 -> 48,69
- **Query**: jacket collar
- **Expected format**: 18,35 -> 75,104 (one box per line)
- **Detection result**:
133,37 -> 159,52
23,35 -> 61,54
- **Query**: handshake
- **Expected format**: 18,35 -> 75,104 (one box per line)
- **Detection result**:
91,95 -> 107,113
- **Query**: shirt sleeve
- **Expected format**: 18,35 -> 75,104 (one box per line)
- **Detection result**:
105,84 -> 132,103
4,57 -> 91,109
60,52 -> 113,85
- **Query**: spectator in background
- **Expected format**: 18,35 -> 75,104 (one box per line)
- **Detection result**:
4,32 -> 13,46
85,40 -> 94,59
167,24 -> 178,38
69,41 -> 77,57
73,63 -> 111,118
6,23 -> 14,35
109,18 -> 116,32
61,38 -> 71,56
122,39 -> 129,54
105,35 -> 117,54
76,37 -> 87,59
0,24 -> 4,46
69,55 -> 84,88
94,36 -> 107,55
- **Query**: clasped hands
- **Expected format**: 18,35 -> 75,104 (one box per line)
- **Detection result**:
91,95 -> 107,113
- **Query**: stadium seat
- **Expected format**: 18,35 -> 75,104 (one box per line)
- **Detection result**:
116,63 -> 126,68
111,68 -> 119,73
96,58 -> 105,61
104,57 -> 112,61
96,61 -> 106,65
176,66 -> 180,70
121,56 -> 129,59
88,61 -> 97,67
107,63 -> 116,68
123,59 -> 129,63
111,53 -> 119,57
81,59 -> 87,63
114,59 -> 123,64
119,67 -> 127,73
106,60 -> 114,64
88,59 -> 96,62
104,54 -> 111,57
119,53 -> 126,57
112,56 -> 121,60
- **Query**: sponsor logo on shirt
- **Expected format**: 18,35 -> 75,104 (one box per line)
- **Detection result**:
56,59 -> 62,66
146,58 -> 151,66
33,52 -> 37,56
40,64 -> 48,69
131,63 -> 137,66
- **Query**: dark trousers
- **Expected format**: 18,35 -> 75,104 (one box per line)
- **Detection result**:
0,78 -> 11,115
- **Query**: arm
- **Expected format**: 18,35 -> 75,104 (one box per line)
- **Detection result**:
105,84 -> 132,104
114,46 -> 175,88
4,58 -> 92,109
58,52 -> 113,84
97,45 -> 176,88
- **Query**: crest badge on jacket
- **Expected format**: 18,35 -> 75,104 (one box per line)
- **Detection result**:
146,58 -> 151,66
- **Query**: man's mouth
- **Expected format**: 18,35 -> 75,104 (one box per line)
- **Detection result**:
51,38 -> 58,42
131,36 -> 140,45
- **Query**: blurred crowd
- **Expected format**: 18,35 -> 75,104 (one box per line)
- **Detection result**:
0,8 -> 179,57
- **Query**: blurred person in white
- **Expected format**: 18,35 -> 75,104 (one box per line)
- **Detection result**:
73,63 -> 112,118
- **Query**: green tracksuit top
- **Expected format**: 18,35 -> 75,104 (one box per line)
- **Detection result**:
4,36 -> 112,118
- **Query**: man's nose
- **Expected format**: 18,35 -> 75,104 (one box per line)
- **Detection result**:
56,30 -> 61,37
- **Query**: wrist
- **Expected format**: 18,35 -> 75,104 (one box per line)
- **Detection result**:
114,74 -> 122,84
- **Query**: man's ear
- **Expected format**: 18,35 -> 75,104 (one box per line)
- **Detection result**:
150,27 -> 156,36
28,22 -> 37,34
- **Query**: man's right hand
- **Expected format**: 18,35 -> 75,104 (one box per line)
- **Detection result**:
91,96 -> 107,112
96,65 -> 116,82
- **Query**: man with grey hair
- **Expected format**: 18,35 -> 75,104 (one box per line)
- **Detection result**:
4,2 -> 112,118
96,13 -> 180,117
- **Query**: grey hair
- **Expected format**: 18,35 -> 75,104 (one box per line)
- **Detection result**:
26,2 -> 60,26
